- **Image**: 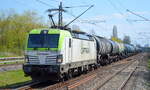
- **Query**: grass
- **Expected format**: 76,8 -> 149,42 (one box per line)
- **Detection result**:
0,69 -> 31,88
0,56 -> 5,58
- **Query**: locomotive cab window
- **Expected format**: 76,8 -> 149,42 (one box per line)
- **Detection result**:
71,32 -> 93,41
78,34 -> 89,40
28,34 -> 60,48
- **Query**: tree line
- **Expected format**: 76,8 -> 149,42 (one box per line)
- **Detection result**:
0,10 -> 47,56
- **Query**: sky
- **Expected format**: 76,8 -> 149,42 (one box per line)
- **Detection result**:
0,0 -> 150,46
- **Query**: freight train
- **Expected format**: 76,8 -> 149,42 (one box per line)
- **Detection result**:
23,28 -> 141,81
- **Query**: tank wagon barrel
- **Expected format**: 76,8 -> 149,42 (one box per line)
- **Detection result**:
108,40 -> 119,54
93,36 -> 112,55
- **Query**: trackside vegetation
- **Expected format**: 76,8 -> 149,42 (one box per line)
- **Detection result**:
0,10 -> 47,56
147,57 -> 150,87
0,69 -> 31,88
148,59 -> 150,69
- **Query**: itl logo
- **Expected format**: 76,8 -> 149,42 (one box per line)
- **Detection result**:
81,41 -> 90,54
81,48 -> 89,54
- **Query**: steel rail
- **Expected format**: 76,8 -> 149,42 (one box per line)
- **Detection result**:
0,57 -> 24,60
117,66 -> 137,90
95,60 -> 136,90
16,81 -> 41,90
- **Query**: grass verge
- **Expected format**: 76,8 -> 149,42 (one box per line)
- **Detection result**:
0,69 -> 31,88
147,58 -> 150,88
148,59 -> 150,69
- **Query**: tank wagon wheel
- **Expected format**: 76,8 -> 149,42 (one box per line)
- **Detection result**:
101,59 -> 107,66
82,65 -> 88,74
59,74 -> 65,82
67,70 -> 73,79
93,64 -> 98,70
31,77 -> 38,82
102,62 -> 106,66
78,67 -> 82,75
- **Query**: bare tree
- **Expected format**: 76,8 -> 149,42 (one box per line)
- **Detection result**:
123,35 -> 131,44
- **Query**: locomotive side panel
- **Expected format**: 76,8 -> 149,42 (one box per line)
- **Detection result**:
70,38 -> 97,66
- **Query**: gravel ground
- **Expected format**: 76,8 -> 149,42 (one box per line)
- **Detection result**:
64,53 -> 148,90
0,64 -> 22,72
65,54 -> 139,90
98,59 -> 138,90
122,53 -> 150,90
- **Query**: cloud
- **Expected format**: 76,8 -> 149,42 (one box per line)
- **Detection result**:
71,12 -> 150,46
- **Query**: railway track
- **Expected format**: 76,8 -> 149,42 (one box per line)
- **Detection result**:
0,57 -> 24,60
15,70 -> 97,90
0,64 -> 22,72
13,53 -> 144,90
0,63 -> 22,67
15,81 -> 42,90
118,66 -> 137,90
117,54 -> 144,90
96,54 -> 142,90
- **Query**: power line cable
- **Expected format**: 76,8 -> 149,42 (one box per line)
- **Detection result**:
107,0 -> 124,16
107,0 -> 133,24
50,0 -> 59,2
36,0 -> 55,7
116,0 -> 127,10
64,5 -> 91,8
116,0 -> 150,23
126,9 -> 150,21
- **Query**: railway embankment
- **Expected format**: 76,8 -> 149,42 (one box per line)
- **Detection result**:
1,53 -> 150,90
97,53 -> 150,90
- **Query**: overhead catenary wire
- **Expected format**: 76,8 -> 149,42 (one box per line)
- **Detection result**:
50,0 -> 59,2
36,0 -> 55,7
64,5 -> 91,8
126,9 -> 150,21
116,0 -> 127,11
64,5 -> 94,27
106,0 -> 134,25
107,0 -> 124,16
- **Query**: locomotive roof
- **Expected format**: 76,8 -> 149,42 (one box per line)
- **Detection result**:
71,30 -> 86,34
29,28 -> 70,34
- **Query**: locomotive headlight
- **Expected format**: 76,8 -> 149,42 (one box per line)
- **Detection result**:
57,55 -> 63,63
25,55 -> 29,63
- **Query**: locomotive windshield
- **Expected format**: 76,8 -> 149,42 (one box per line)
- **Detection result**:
28,34 -> 60,48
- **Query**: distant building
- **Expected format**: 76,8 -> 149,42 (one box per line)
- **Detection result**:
112,25 -> 118,38
111,25 -> 123,43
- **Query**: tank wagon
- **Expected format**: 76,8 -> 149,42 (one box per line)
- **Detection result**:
23,29 -> 140,81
